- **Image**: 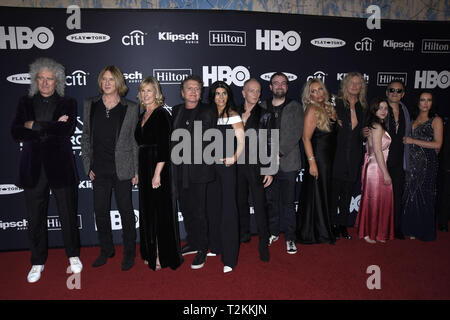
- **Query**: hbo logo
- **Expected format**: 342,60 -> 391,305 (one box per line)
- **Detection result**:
414,70 -> 449,89
256,29 -> 301,51
202,66 -> 250,87
0,26 -> 54,49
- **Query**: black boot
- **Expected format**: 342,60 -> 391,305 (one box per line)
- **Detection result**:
340,225 -> 352,240
92,250 -> 115,267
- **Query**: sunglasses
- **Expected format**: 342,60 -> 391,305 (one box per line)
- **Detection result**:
388,88 -> 404,93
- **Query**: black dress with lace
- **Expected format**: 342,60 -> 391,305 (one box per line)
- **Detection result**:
402,117 -> 438,241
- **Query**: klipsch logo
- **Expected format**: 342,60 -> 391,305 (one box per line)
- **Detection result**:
0,184 -> 23,195
260,72 -> 297,82
421,39 -> 450,53
6,73 -> 30,84
66,32 -> 110,44
383,40 -> 414,51
122,30 -> 146,46
354,37 -> 374,51
202,66 -> 250,87
0,26 -> 54,49
310,38 -> 345,48
337,72 -> 370,83
209,30 -> 246,46
123,71 -> 143,84
377,72 -> 407,86
414,70 -> 449,89
0,219 -> 27,231
153,69 -> 192,84
256,29 -> 301,51
158,32 -> 199,44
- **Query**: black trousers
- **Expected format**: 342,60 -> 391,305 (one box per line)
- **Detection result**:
93,175 -> 136,257
177,181 -> 209,251
330,178 -> 354,226
237,164 -> 269,245
206,164 -> 239,268
437,171 -> 450,226
388,164 -> 405,233
266,170 -> 297,241
24,166 -> 79,265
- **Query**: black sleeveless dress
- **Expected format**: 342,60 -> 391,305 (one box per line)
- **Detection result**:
297,120 -> 337,244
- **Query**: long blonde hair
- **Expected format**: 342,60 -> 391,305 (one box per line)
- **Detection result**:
301,78 -> 337,132
137,76 -> 164,109
338,72 -> 368,109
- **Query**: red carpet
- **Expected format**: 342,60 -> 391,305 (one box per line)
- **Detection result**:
1,227 -> 449,300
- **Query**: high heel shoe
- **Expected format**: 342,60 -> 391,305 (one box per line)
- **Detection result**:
340,226 -> 352,240
364,236 -> 376,244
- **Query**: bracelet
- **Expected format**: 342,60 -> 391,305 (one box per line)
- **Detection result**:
308,156 -> 315,161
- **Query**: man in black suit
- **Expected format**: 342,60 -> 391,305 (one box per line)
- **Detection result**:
171,75 -> 217,269
11,57 -> 82,283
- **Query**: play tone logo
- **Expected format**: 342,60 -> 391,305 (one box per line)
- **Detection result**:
310,38 -> 345,48
66,32 -> 110,44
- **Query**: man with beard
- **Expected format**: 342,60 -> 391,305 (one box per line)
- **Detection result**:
260,72 -> 304,254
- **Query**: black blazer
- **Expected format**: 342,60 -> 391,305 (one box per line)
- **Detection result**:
332,97 -> 366,182
171,102 -> 217,185
11,94 -> 79,188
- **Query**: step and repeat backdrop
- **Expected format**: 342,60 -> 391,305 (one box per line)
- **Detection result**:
0,7 -> 448,251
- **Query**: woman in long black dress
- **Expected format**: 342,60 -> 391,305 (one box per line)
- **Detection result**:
206,81 -> 244,273
297,78 -> 338,245
135,76 -> 183,270
402,91 -> 443,241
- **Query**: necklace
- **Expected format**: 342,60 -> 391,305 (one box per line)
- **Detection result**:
105,107 -> 110,118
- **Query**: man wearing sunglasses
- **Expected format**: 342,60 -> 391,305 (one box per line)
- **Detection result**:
385,80 -> 411,239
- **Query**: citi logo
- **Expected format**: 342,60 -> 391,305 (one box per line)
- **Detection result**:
202,66 -> 250,87
66,70 -> 88,86
260,72 -> 298,82
414,70 -> 449,89
256,29 -> 301,51
153,69 -> 192,84
6,73 -> 31,84
122,30 -> 146,46
209,30 -> 246,47
0,26 -> 54,50
307,71 -> 327,83
66,32 -> 110,44
158,32 -> 199,44
421,39 -> 450,53
354,37 -> 374,51
0,184 -> 23,195
123,71 -> 143,84
377,72 -> 407,86
310,38 -> 346,48
383,40 -> 414,51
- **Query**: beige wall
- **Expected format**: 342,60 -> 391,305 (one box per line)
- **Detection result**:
1,0 -> 449,21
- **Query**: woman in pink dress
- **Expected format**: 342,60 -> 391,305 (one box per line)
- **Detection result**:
356,97 -> 394,243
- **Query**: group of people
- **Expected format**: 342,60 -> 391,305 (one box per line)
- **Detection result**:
11,58 -> 448,284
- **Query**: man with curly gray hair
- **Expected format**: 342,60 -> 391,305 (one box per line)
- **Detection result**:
11,57 -> 82,283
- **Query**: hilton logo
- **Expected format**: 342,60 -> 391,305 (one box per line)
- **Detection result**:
48,215 -> 82,231
377,72 -> 407,86
421,39 -> 450,53
153,69 -> 192,84
209,31 -> 246,46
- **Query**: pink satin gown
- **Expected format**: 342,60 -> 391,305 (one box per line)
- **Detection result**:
355,131 -> 394,241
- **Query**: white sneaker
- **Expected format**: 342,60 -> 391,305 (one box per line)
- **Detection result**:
69,257 -> 83,273
286,241 -> 297,254
268,235 -> 279,246
27,265 -> 44,283
207,252 -> 217,257
223,266 -> 233,273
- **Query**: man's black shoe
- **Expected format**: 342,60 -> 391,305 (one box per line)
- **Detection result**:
340,226 -> 352,240
240,233 -> 251,243
122,254 -> 135,271
181,243 -> 197,256
92,251 -> 115,268
191,250 -> 207,269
